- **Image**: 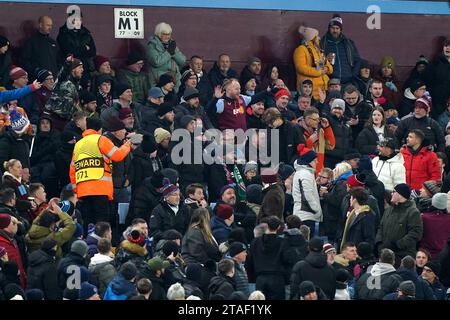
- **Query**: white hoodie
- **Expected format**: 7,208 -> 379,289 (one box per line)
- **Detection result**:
293,162 -> 322,222
89,253 -> 114,268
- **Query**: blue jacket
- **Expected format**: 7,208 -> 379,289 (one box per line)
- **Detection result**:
210,216 -> 233,245
103,274 -> 136,300
0,85 -> 33,103
396,267 -> 436,300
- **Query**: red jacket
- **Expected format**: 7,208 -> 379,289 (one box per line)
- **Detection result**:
0,230 -> 26,288
400,145 -> 441,190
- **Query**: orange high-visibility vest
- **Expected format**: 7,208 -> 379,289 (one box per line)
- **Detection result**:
70,129 -> 131,200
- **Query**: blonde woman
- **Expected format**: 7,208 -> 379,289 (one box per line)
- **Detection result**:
321,162 -> 353,242
2,159 -> 32,217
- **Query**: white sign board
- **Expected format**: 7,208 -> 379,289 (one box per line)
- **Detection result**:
114,8 -> 144,39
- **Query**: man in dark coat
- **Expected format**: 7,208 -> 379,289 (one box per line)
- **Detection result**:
22,16 -> 62,78
208,54 -> 238,88
324,98 -> 354,168
290,237 -> 336,300
357,155 -> 386,218
57,240 -> 88,290
258,168 -> 285,223
395,95 -> 445,152
395,255 -> 436,300
26,238 -> 62,300
375,184 -> 423,263
208,259 -> 237,300
427,39 -> 450,117
149,183 -> 190,243
56,15 -> 96,81
246,216 -> 289,300
174,87 -> 213,130
320,15 -> 361,85
128,174 -> 163,225
282,215 -> 308,277
342,85 -> 373,140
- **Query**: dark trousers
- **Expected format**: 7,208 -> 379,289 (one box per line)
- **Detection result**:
79,195 -> 118,245
256,274 -> 286,300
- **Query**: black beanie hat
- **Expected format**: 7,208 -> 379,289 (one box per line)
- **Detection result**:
26,289 -> 44,300
308,237 -> 324,253
35,68 -> 51,83
0,35 -> 10,48
157,73 -> 175,87
162,240 -> 179,257
162,229 -> 182,241
141,134 -> 157,154
150,170 -> 165,189
424,261 -> 441,275
114,82 -> 132,99
186,263 -> 203,282
179,115 -> 195,129
126,51 -> 144,66
409,79 -> 426,93
157,102 -> 174,117
246,184 -> 263,205
183,87 -> 200,101
161,168 -> 179,185
80,91 -> 97,105
87,118 -> 102,131
41,238 -> 58,253
106,117 -> 126,132
299,281 -> 316,297
228,242 -> 247,257
394,183 -> 411,200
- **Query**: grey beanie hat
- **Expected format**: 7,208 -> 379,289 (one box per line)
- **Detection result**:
70,240 -> 88,258
432,193 -> 448,211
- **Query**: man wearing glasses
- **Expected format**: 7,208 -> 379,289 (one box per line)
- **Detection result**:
297,106 -> 335,173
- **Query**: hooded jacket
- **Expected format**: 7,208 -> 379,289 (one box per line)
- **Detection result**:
372,152 -> 406,191
290,251 -> 336,300
208,274 -> 236,300
355,262 -> 402,300
27,249 -> 61,300
103,274 -> 136,300
245,233 -> 289,283
293,163 -> 322,222
88,253 -> 117,298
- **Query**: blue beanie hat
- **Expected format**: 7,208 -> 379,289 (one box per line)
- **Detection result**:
296,144 -> 317,166
79,282 -> 98,300
358,155 -> 373,172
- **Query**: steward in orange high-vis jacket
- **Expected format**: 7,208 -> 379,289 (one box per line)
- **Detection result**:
69,118 -> 136,233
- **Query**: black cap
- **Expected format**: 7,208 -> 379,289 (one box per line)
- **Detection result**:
299,281 -> 316,297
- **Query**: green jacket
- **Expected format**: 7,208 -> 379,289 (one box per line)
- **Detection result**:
116,68 -> 151,105
375,200 -> 423,258
147,35 -> 186,92
25,210 -> 76,257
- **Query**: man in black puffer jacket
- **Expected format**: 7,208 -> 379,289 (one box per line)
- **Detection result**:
27,238 -> 62,300
290,237 -> 336,300
245,216 -> 289,300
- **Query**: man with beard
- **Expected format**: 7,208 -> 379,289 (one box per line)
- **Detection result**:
342,84 -> 373,140
320,14 -> 361,85
174,87 -> 213,130
400,129 -> 441,191
325,99 -> 353,168
274,88 -> 296,121
246,95 -> 266,129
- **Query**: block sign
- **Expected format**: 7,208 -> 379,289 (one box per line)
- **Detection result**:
114,8 -> 144,39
